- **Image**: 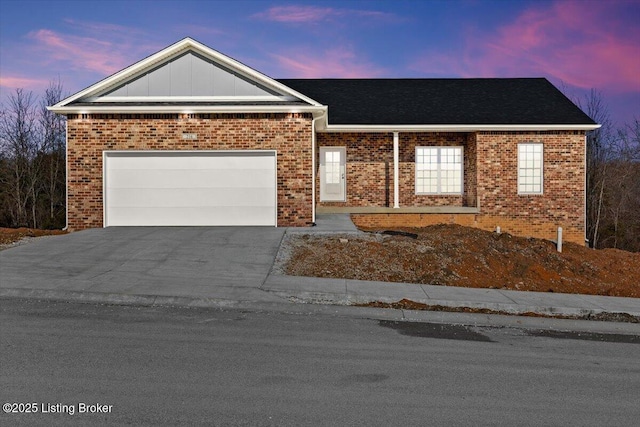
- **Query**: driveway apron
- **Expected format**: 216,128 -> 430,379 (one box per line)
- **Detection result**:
0,227 -> 287,301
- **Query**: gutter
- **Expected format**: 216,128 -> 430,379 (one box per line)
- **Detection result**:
320,124 -> 602,132
63,119 -> 68,231
584,133 -> 588,247
47,105 -> 327,116
311,110 -> 328,225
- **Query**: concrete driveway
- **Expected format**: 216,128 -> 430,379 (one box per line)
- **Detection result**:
0,227 -> 287,302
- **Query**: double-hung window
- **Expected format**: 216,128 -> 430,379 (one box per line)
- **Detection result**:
415,146 -> 463,194
518,143 -> 543,194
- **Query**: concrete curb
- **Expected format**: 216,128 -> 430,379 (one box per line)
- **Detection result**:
0,288 -> 243,309
4,279 -> 639,325
3,286 -> 640,335
266,289 -> 640,319
261,274 -> 640,317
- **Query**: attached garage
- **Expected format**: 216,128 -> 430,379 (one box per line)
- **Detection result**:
104,151 -> 277,226
49,38 -> 323,230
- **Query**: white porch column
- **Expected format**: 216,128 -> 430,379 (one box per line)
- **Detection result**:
311,116 -> 316,224
393,131 -> 399,208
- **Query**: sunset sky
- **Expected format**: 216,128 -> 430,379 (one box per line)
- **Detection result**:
1,0 -> 638,126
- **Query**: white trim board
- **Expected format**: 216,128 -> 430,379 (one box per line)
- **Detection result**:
319,124 -> 602,132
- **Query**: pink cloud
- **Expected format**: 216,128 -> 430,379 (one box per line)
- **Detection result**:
253,5 -> 396,24
174,24 -> 226,37
0,22 -> 164,100
270,47 -> 387,78
62,19 -> 148,37
411,1 -> 640,93
0,75 -> 51,92
254,5 -> 336,23
26,29 -> 133,75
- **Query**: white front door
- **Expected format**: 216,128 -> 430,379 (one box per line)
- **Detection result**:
319,147 -> 346,201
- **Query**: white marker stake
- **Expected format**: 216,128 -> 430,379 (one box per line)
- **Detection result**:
557,227 -> 563,253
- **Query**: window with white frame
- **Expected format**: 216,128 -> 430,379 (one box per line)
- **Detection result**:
415,146 -> 463,194
324,150 -> 341,184
518,143 -> 543,194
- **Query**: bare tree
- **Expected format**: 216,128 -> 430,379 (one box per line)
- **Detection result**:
574,89 -> 613,248
39,80 -> 66,227
600,119 -> 640,251
563,88 -> 640,252
0,89 -> 39,227
0,82 -> 67,229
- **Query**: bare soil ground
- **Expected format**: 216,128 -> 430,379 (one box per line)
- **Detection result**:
0,227 -> 67,249
284,224 -> 640,298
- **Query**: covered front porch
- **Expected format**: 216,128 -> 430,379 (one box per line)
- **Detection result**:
315,131 -> 479,213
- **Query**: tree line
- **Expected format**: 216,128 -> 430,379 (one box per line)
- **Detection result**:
579,90 -> 640,252
0,83 -> 638,252
0,81 -> 66,230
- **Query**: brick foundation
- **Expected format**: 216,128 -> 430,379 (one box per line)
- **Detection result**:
351,213 -> 584,245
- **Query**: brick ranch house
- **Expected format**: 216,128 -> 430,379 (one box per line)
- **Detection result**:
50,38 -> 599,244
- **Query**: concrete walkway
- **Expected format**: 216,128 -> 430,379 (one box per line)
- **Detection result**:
1,214 -> 639,324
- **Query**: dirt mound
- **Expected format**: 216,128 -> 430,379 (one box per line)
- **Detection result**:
0,227 -> 66,246
284,224 -> 640,298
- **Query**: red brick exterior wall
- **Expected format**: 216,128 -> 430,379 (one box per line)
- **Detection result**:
317,132 -> 476,207
320,130 -> 586,244
66,113 -> 586,244
399,133 -> 477,207
66,113 -> 313,230
352,213 -> 583,244
316,133 -> 393,206
474,131 -> 586,243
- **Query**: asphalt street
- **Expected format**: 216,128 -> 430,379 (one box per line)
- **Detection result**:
1,298 -> 639,426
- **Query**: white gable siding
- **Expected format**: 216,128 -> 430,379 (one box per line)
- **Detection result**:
102,52 -> 278,98
170,53 -> 191,95
192,53 -> 214,94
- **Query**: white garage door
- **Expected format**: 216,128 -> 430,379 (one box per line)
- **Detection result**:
104,151 -> 277,226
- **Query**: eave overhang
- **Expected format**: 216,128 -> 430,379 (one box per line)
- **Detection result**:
49,104 -> 328,117
49,102 -> 600,133
318,123 -> 602,133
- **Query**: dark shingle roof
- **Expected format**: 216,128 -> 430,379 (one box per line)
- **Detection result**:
69,101 -> 308,107
277,78 -> 596,126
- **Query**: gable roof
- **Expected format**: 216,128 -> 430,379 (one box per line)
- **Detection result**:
49,37 -> 599,131
278,78 -> 598,131
49,37 -> 325,115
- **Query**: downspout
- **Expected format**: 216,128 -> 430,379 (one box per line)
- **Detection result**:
583,133 -> 588,246
311,110 -> 327,225
63,118 -> 69,231
393,131 -> 399,208
311,118 -> 316,225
